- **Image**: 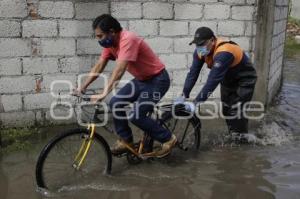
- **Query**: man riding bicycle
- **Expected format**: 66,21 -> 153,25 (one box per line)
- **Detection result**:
74,14 -> 177,157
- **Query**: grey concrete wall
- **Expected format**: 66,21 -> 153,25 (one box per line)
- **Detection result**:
0,0 -> 287,127
291,0 -> 300,19
268,0 -> 289,102
253,0 -> 288,105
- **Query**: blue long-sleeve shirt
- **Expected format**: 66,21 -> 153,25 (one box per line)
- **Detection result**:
183,49 -> 234,102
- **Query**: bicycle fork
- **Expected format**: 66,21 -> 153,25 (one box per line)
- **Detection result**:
72,124 -> 96,170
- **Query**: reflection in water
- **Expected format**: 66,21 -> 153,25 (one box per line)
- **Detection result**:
0,57 -> 300,199
0,156 -> 8,199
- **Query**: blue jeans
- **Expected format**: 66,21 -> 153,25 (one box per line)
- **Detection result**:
109,69 -> 171,143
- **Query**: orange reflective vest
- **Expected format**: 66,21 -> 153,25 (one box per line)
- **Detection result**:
204,38 -> 244,69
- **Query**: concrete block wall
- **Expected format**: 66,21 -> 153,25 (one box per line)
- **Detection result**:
267,0 -> 289,102
0,0 -> 287,127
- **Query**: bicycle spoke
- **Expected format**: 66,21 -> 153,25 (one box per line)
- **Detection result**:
37,130 -> 110,191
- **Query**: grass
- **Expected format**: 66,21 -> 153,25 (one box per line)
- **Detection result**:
288,17 -> 300,27
284,36 -> 300,58
0,127 -> 39,153
284,17 -> 300,58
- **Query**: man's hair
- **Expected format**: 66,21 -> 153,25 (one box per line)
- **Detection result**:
92,14 -> 122,33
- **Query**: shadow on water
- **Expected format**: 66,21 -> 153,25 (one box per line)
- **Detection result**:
1,56 -> 300,199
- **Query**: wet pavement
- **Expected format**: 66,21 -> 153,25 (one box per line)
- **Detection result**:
1,56 -> 300,199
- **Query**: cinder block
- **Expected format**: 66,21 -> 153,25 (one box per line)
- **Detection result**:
43,74 -> 77,92
246,0 -> 257,5
75,2 -> 109,19
45,109 -> 76,125
174,37 -> 195,53
60,56 -> 93,73
77,39 -> 102,55
23,58 -> 59,74
218,21 -> 245,36
0,76 -> 35,94
232,6 -> 255,20
174,4 -> 203,20
0,58 -> 22,75
231,37 -> 251,51
38,1 -> 74,19
22,20 -> 58,37
159,54 -> 187,70
0,20 -> 21,37
40,39 -> 76,56
172,69 -> 190,86
35,110 -> 44,125
144,37 -> 173,54
223,0 -> 246,4
128,20 -> 158,36
0,39 -> 31,57
24,93 -> 54,110
0,111 -> 36,127
276,0 -> 289,6
0,0 -> 28,18
189,21 -> 218,35
204,4 -> 230,19
160,21 -> 188,36
143,2 -> 173,19
111,2 -> 142,19
245,21 -> 256,36
1,94 -> 22,112
59,20 -> 93,37
190,0 -> 218,2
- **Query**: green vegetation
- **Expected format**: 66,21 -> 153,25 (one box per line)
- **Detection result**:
285,17 -> 300,58
285,36 -> 300,57
0,127 -> 39,153
288,17 -> 300,27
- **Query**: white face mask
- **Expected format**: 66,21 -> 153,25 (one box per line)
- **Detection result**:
196,39 -> 213,58
196,46 -> 210,58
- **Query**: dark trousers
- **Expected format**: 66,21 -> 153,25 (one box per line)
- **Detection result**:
221,84 -> 255,134
109,69 -> 172,143
221,61 -> 257,134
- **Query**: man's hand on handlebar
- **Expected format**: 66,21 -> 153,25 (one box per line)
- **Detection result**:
90,92 -> 107,104
72,87 -> 86,96
72,88 -> 105,103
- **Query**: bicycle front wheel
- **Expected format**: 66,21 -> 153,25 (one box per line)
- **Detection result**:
35,128 -> 112,192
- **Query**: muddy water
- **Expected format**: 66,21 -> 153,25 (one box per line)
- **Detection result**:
1,57 -> 300,199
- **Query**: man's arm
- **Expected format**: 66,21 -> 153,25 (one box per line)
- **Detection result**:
195,52 -> 234,102
102,60 -> 128,96
182,50 -> 205,98
90,60 -> 128,103
80,58 -> 109,92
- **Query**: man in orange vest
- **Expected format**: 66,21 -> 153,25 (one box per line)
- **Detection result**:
177,27 -> 257,143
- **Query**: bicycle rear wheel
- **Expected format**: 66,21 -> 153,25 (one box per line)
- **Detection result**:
35,128 -> 112,192
159,106 -> 201,150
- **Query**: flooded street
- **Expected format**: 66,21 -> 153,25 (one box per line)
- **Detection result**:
1,57 -> 300,199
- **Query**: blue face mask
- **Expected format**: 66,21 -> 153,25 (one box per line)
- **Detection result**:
98,36 -> 114,48
196,46 -> 210,57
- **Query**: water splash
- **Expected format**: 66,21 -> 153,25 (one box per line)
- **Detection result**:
255,121 -> 293,146
58,183 -> 130,192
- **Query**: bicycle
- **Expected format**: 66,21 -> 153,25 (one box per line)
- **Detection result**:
35,93 -> 201,191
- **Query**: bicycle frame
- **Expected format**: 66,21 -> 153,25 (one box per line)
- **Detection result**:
71,100 -> 200,169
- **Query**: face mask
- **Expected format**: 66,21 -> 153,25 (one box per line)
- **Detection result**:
196,46 -> 210,58
98,35 -> 114,48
